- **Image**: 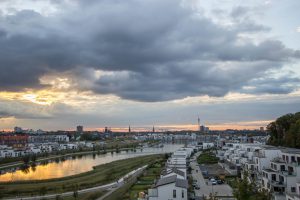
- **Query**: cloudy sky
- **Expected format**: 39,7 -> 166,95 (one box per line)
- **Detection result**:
0,0 -> 299,131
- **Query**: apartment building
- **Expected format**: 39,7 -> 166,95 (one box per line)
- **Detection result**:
221,142 -> 300,200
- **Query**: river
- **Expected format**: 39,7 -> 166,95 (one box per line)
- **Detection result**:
0,144 -> 182,182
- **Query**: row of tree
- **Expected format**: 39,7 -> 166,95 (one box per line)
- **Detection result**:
267,112 -> 300,148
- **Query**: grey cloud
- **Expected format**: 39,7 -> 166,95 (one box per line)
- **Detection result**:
243,76 -> 300,94
231,6 -> 250,18
0,98 -> 75,119
0,0 -> 299,101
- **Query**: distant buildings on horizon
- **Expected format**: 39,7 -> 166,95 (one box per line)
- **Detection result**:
1,123 -> 266,134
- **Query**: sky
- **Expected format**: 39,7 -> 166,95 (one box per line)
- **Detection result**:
0,0 -> 299,131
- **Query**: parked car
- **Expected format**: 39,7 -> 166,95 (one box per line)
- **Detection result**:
217,180 -> 224,184
212,180 -> 217,185
194,185 -> 200,190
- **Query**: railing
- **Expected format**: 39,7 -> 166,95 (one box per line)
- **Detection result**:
288,162 -> 300,167
270,180 -> 286,187
253,152 -> 265,158
279,170 -> 296,176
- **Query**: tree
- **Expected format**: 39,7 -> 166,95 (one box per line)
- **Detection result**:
39,186 -> 47,196
31,154 -> 37,162
234,171 -> 272,200
22,155 -> 30,165
233,171 -> 254,200
254,189 -> 272,200
267,112 -> 300,147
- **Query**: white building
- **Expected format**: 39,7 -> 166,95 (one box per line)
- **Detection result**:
148,175 -> 188,200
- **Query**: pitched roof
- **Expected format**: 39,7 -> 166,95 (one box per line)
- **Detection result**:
155,175 -> 177,187
161,168 -> 185,177
175,178 -> 188,189
155,175 -> 188,189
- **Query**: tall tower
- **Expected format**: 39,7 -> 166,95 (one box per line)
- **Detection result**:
152,126 -> 155,133
197,116 -> 201,131
129,125 -> 131,133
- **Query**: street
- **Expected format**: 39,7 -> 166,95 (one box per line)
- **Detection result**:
190,152 -> 233,198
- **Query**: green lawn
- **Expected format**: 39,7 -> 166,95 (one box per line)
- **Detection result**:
197,151 -> 219,164
0,154 -> 163,198
53,190 -> 107,200
121,161 -> 164,200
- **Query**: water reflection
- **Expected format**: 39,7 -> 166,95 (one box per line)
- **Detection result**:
0,144 -> 182,182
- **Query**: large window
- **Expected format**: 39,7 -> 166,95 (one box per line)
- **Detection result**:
173,190 -> 176,198
182,190 -> 184,198
271,174 -> 276,181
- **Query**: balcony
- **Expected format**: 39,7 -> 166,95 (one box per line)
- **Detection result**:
279,170 -> 296,176
270,180 -> 286,187
288,162 -> 300,167
253,152 -> 265,158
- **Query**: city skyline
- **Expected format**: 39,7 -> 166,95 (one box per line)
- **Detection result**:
0,0 -> 299,131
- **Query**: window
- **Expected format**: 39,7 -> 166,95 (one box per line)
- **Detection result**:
271,174 -> 276,181
291,187 -> 296,193
173,189 -> 176,198
182,190 -> 184,198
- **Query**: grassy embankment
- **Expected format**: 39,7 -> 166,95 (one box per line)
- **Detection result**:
55,190 -> 107,200
197,149 -> 219,164
103,157 -> 166,200
123,161 -> 164,199
0,154 -> 163,199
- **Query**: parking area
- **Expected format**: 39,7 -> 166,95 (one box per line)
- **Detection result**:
190,152 -> 233,198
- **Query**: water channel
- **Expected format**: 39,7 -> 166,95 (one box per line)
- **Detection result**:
0,144 -> 183,182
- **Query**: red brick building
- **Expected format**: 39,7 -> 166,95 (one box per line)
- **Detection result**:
0,135 -> 29,148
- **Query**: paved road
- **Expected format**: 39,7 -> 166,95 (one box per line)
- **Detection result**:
191,152 -> 233,198
4,165 -> 148,200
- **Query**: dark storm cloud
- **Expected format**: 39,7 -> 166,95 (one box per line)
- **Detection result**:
0,0 -> 299,101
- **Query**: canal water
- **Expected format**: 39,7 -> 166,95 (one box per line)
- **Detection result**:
0,144 -> 182,182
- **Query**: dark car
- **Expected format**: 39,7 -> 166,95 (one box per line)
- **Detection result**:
217,180 -> 224,184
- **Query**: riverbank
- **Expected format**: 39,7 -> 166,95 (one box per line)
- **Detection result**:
0,146 -> 138,171
0,154 -> 165,199
0,139 -> 142,168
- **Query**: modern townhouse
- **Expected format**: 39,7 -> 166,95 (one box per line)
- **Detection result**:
146,147 -> 192,200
